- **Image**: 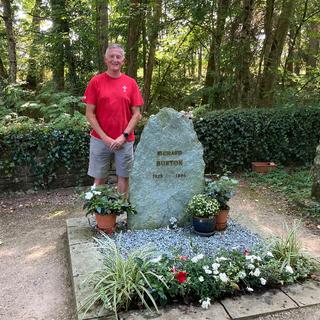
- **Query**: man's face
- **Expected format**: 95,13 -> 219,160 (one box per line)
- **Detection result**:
104,48 -> 125,73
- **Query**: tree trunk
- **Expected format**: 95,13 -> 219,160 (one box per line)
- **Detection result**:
142,0 -> 162,112
203,0 -> 230,109
259,0 -> 296,107
235,0 -> 255,108
95,0 -> 108,72
2,0 -> 17,83
305,22 -> 320,74
62,9 -> 78,91
51,0 -> 65,90
282,0 -> 308,85
126,0 -> 143,78
0,55 -> 8,81
198,46 -> 202,80
26,0 -> 42,89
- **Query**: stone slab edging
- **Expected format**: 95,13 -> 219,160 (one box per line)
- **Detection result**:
66,217 -> 320,320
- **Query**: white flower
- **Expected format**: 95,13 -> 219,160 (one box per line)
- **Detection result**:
213,270 -> 219,275
247,263 -> 255,270
169,217 -> 177,223
219,273 -> 229,283
266,251 -> 274,257
253,268 -> 261,277
260,277 -> 267,285
150,255 -> 162,263
238,271 -> 246,279
198,276 -> 204,282
246,287 -> 254,292
85,191 -> 93,200
93,191 -> 101,195
285,265 -> 294,274
216,256 -> 228,262
200,297 -> 211,309
191,254 -> 204,263
203,265 -> 212,274
246,255 -> 261,262
212,263 -> 220,271
90,184 -> 96,190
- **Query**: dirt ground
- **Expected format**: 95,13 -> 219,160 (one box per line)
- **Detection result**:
0,188 -> 83,320
0,181 -> 319,320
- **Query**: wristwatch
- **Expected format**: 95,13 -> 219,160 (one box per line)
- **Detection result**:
123,132 -> 129,138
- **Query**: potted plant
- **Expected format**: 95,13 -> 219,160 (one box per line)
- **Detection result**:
186,194 -> 220,236
82,185 -> 136,234
205,175 -> 239,231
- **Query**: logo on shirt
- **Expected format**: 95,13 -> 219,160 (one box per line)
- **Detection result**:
122,85 -> 127,93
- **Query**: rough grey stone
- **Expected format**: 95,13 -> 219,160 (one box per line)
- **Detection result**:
312,143 -> 320,200
220,289 -> 298,319
281,281 -> 320,307
128,108 -> 205,230
69,243 -> 103,277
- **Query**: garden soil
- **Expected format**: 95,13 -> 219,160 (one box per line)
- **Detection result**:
0,182 -> 319,320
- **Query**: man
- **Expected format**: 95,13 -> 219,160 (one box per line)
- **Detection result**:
83,44 -> 143,196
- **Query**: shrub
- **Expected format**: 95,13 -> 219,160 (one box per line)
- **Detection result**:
0,117 -> 90,189
194,106 -> 320,172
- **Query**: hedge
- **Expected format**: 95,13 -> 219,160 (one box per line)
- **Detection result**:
1,106 -> 320,190
193,106 -> 320,172
0,121 -> 91,190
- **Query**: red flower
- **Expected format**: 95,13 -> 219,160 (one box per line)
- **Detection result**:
179,255 -> 188,261
243,249 -> 250,256
175,271 -> 188,283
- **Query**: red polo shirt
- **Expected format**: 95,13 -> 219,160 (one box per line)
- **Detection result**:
83,73 -> 144,141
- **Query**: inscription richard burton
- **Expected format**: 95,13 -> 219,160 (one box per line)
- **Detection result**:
129,107 -> 205,230
153,150 -> 186,179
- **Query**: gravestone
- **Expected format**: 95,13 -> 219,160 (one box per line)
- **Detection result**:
128,107 -> 205,230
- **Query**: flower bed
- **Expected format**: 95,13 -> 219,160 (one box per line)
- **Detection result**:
80,225 -> 317,319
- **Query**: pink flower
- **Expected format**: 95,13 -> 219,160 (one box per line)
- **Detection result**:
243,249 -> 250,256
171,266 -> 177,273
179,255 -> 188,261
175,271 -> 188,283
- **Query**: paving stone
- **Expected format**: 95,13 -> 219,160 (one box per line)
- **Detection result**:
72,275 -> 112,320
69,243 -> 104,277
67,217 -> 91,228
67,223 -> 96,245
220,289 -> 298,319
281,281 -> 320,307
123,303 -> 230,320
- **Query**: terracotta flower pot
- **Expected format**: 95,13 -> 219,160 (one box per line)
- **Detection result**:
95,213 -> 116,234
215,208 -> 229,231
251,162 -> 277,174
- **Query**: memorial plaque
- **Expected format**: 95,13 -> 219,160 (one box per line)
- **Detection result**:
128,108 -> 205,229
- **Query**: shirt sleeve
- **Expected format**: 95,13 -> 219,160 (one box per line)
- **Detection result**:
130,80 -> 144,107
83,77 -> 97,105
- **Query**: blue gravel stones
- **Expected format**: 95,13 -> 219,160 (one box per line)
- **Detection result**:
107,219 -> 264,258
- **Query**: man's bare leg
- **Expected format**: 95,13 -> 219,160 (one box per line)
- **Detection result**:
117,176 -> 129,198
94,178 -> 105,186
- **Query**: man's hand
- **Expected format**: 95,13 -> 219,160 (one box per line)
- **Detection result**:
110,134 -> 126,151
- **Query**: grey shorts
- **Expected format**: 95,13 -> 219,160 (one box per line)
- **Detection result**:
88,136 -> 134,178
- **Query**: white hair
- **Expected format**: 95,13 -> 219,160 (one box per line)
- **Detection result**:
105,44 -> 125,58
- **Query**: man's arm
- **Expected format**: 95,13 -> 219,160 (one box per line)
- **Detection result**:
85,103 -> 114,147
110,106 -> 142,150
